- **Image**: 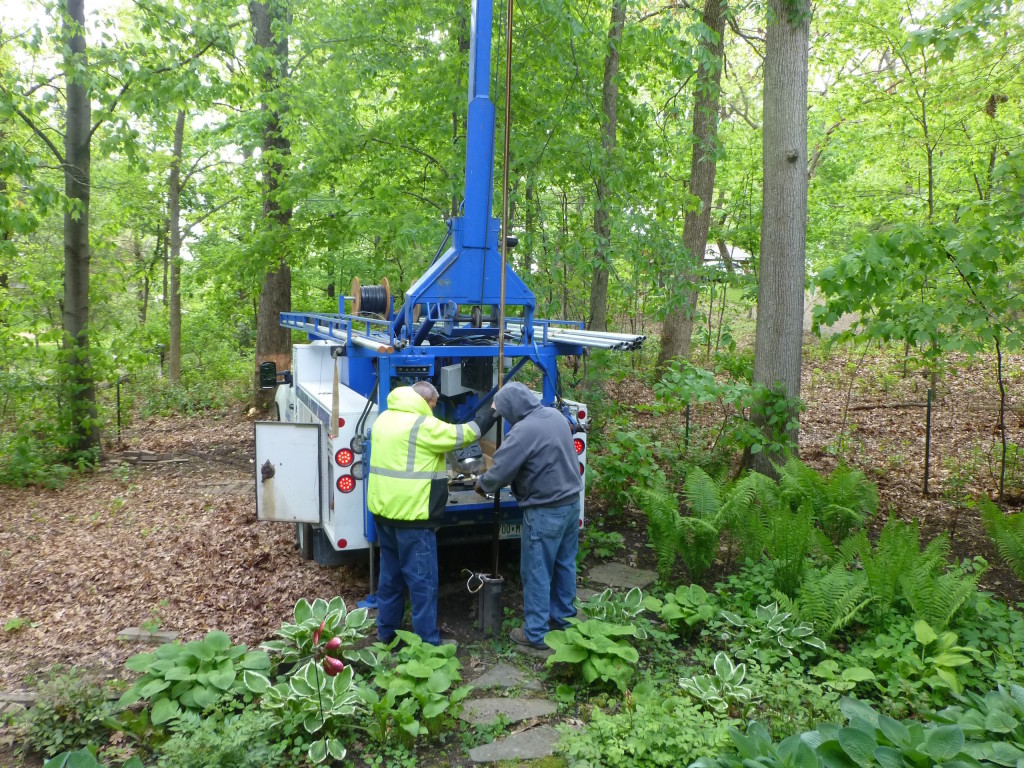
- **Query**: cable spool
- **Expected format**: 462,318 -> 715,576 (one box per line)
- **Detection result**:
350,277 -> 391,316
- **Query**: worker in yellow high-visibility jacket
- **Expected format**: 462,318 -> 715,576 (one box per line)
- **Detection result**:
368,381 -> 495,645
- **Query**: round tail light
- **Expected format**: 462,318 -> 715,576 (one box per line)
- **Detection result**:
578,462 -> 585,475
337,475 -> 356,493
573,438 -> 585,455
335,448 -> 354,467
576,409 -> 586,420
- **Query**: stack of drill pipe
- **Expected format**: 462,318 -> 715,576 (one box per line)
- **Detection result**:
505,320 -> 645,350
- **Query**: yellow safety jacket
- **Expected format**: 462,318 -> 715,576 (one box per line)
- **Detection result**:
368,387 -> 482,526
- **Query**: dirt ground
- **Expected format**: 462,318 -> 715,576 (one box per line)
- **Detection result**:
1,343 -> 1022,763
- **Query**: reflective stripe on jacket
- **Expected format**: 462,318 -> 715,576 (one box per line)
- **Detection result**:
368,386 -> 482,525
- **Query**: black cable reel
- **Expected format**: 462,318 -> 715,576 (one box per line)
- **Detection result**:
350,276 -> 392,316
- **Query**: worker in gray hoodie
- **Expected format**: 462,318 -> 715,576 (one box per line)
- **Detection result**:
475,382 -> 584,650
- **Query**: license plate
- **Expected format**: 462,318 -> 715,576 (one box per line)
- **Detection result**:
499,523 -> 521,539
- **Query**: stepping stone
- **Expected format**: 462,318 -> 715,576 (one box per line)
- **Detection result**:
586,562 -> 657,590
459,696 -> 556,726
468,724 -> 560,763
116,627 -> 180,644
0,692 -> 35,707
471,664 -> 542,692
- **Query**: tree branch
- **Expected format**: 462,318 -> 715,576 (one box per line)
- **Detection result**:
2,92 -> 65,164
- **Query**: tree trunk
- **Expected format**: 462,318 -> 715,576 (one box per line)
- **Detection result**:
658,0 -> 726,371
168,108 -> 185,383
250,0 -> 293,410
748,0 -> 809,476
588,0 -> 625,333
61,0 -> 98,454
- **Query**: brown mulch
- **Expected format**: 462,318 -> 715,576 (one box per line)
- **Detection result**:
0,411 -> 362,692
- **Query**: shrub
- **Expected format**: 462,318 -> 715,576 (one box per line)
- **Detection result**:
13,667 -> 120,759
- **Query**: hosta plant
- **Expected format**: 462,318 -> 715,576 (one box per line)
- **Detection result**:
117,631 -> 271,725
720,603 -> 826,660
546,618 -> 643,692
258,657 -> 359,764
679,652 -> 755,717
643,583 -> 717,638
366,630 -> 472,738
579,587 -> 647,626
260,596 -> 376,670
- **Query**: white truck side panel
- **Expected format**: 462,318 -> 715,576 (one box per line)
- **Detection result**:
255,422 -> 324,523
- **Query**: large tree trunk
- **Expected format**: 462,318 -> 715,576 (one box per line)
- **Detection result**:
168,109 -> 185,383
657,0 -> 726,371
61,0 -> 98,454
250,0 -> 293,410
748,0 -> 810,475
588,0 -> 625,332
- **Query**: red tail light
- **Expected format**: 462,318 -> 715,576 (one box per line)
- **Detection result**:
578,462 -> 584,475
338,417 -> 346,428
576,409 -> 586,421
335,448 -> 354,467
337,538 -> 348,549
337,475 -> 356,493
573,438 -> 585,455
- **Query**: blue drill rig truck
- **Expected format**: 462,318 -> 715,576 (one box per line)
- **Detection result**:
253,0 -> 644,566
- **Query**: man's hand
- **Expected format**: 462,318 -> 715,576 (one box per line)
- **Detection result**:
474,481 -> 488,497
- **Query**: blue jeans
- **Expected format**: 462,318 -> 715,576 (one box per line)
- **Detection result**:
375,521 -> 441,645
521,500 -> 580,645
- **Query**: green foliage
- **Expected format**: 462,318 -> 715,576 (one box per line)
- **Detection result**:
847,617 -> 979,711
117,631 -> 270,726
589,423 -> 666,514
258,659 -> 358,764
13,667 -> 120,759
546,618 -> 644,693
153,706 -> 291,768
653,361 -> 801,460
846,517 -> 982,630
365,630 -> 471,739
776,459 -> 877,546
578,528 -> 626,565
780,562 -> 872,641
679,652 -> 755,716
558,682 -> 733,768
260,596 -> 376,672
642,583 -> 718,639
929,683 -> 1024,764
745,659 -> 844,737
43,748 -> 143,768
765,501 -> 816,597
981,500 -> 1024,581
578,587 -> 648,624
0,426 -> 77,488
719,603 -> 826,662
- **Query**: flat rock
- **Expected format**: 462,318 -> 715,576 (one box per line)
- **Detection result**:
459,696 -> 556,725
586,562 -> 657,590
116,627 -> 180,644
0,692 -> 35,707
468,725 -> 560,763
471,664 -> 541,692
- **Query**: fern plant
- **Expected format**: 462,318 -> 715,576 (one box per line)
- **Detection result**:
765,500 -> 817,596
632,479 -> 684,583
777,459 -> 877,546
981,499 -> 1024,580
632,467 -> 729,583
779,562 -> 872,641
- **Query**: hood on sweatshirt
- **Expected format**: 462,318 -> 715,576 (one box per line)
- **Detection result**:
386,386 -> 433,416
493,382 -> 543,425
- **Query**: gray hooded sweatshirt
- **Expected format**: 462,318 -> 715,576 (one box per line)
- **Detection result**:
476,382 -> 583,508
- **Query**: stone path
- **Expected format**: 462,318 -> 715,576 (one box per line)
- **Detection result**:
453,564 -> 655,762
